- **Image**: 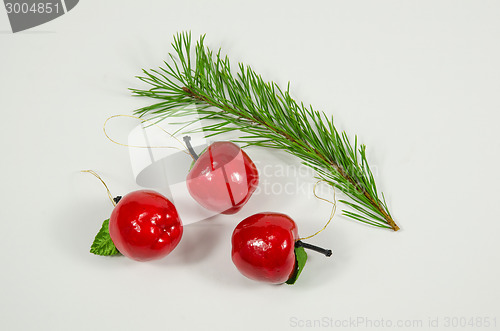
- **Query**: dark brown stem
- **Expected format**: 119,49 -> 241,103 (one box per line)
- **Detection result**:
296,240 -> 332,257
183,135 -> 199,161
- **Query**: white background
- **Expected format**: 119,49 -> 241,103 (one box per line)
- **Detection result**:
1,1 -> 499,330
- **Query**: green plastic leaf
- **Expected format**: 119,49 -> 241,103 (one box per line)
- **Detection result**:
90,219 -> 120,256
285,246 -> 307,285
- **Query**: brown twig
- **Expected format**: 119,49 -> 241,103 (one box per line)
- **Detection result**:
181,87 -> 399,231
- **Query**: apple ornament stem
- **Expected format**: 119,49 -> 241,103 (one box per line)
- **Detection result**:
184,136 -> 259,214
83,170 -> 183,261
231,212 -> 332,285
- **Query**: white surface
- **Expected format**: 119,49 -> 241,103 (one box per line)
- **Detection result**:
127,111 -> 222,225
1,1 -> 500,330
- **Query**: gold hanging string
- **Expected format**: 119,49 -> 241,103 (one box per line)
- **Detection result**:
298,180 -> 337,241
103,114 -> 193,159
81,170 -> 117,206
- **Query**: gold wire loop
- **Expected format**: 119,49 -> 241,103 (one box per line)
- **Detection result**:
103,114 -> 192,159
81,170 -> 116,206
298,180 -> 337,241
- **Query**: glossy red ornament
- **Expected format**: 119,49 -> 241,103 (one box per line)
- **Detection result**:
231,212 -> 298,284
109,190 -> 183,261
186,141 -> 259,215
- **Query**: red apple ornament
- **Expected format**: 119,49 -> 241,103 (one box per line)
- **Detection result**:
185,138 -> 259,214
109,190 -> 183,261
231,212 -> 332,284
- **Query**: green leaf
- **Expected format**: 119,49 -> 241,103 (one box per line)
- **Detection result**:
286,246 -> 307,285
90,219 -> 120,256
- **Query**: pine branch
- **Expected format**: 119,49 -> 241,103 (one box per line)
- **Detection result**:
130,32 -> 399,231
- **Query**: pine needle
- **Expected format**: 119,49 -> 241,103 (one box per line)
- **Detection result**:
130,32 -> 399,231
